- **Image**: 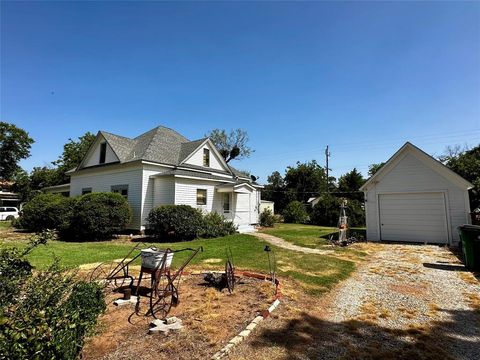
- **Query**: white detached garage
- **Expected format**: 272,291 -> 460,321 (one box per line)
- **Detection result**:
361,142 -> 473,246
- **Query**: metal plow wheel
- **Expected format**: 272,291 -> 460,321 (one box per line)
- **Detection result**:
89,262 -> 129,291
225,260 -> 235,293
149,273 -> 178,319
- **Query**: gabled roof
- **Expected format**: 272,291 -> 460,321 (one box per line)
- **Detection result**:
360,142 -> 473,191
74,125 -> 261,187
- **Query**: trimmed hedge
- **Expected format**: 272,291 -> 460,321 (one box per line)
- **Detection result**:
147,205 -> 237,241
16,193 -> 76,232
68,193 -> 132,240
16,192 -> 132,240
147,205 -> 205,241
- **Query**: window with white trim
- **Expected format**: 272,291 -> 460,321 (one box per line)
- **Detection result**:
203,148 -> 210,167
223,193 -> 230,213
196,189 -> 207,205
111,184 -> 128,198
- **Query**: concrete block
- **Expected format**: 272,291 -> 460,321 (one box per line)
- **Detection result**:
149,317 -> 183,334
229,335 -> 244,345
113,296 -> 138,306
238,330 -> 251,338
246,322 -> 258,331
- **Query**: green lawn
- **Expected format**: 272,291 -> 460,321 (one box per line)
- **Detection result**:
1,232 -> 359,295
0,221 -> 11,229
261,223 -> 337,249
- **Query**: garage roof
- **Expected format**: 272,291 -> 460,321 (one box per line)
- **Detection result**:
360,142 -> 473,191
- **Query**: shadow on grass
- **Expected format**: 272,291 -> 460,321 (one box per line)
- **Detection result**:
250,309 -> 479,360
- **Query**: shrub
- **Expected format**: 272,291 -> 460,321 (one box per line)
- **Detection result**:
259,208 -> 275,227
201,212 -> 237,238
283,200 -> 309,224
68,192 -> 132,240
147,205 -> 205,240
0,234 -> 106,359
16,193 -> 76,232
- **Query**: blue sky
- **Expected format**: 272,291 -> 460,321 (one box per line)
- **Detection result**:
1,1 -> 479,182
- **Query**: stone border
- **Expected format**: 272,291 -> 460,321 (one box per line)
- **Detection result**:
211,271 -> 281,360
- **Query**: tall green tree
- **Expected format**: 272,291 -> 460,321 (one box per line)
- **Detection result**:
440,144 -> 480,210
368,162 -> 385,177
284,160 -> 329,203
337,168 -> 365,201
205,129 -> 253,163
52,132 -> 96,184
0,122 -> 34,180
262,171 -> 291,212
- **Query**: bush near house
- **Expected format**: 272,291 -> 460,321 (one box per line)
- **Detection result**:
259,208 -> 275,227
16,192 -> 132,240
283,200 -> 309,224
67,193 -> 132,240
0,231 -> 106,359
201,211 -> 237,238
147,205 -> 205,241
147,205 -> 237,241
15,193 -> 76,232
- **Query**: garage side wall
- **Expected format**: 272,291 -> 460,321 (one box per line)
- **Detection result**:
365,153 -> 469,245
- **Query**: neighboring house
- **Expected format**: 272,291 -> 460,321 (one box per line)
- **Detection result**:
44,126 -> 263,232
259,200 -> 274,214
0,180 -> 21,207
360,142 -> 473,246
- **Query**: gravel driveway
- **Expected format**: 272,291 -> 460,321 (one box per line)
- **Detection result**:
231,243 -> 480,360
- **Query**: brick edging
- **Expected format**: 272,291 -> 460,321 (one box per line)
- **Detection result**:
211,272 -> 281,360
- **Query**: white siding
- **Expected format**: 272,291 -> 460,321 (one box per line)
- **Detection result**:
174,178 -> 217,212
172,178 -> 258,226
184,143 -> 229,172
70,164 -> 143,229
365,152 -> 470,245
140,164 -> 172,228
83,135 -> 119,167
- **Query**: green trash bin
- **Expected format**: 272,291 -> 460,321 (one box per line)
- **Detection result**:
458,224 -> 480,270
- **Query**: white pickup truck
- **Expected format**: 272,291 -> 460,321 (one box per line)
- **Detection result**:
0,207 -> 20,221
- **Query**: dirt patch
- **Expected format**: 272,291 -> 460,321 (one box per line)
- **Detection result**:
388,282 -> 428,297
82,274 -> 276,360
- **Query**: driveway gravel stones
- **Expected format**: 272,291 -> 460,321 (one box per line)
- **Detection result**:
230,243 -> 480,360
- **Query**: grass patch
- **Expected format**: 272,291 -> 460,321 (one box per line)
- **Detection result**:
0,221 -> 11,229
261,223 -> 336,249
1,232 -> 359,295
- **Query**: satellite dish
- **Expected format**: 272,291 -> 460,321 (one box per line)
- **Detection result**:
250,175 -> 258,182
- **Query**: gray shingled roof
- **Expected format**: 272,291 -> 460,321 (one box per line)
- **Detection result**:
98,126 -> 190,166
82,126 -> 255,185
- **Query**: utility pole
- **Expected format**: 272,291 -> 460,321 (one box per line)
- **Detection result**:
325,145 -> 331,192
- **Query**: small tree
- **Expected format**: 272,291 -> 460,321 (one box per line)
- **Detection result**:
283,201 -> 309,224
205,129 -> 253,163
259,208 -> 275,227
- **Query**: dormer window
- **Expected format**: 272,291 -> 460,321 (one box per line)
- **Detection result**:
203,148 -> 210,167
99,142 -> 107,164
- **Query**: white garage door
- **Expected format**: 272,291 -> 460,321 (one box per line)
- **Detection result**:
379,192 -> 448,244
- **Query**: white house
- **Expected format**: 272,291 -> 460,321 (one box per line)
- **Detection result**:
360,142 -> 473,246
45,126 -> 262,232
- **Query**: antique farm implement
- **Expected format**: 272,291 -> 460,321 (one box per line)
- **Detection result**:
135,246 -> 203,319
89,244 -> 202,319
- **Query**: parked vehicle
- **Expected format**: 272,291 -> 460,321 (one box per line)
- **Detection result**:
0,207 -> 20,221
